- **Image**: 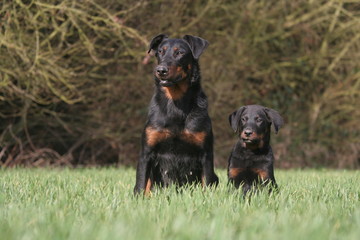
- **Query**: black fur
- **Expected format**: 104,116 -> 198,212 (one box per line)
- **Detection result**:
134,34 -> 218,195
227,105 -> 284,195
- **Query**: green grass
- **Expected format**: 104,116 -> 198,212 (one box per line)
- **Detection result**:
1,168 -> 359,240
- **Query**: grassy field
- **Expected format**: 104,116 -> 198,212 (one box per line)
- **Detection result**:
0,168 -> 359,240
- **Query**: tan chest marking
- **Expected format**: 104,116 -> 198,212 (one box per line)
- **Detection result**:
146,127 -> 173,147
146,127 -> 206,147
162,80 -> 188,100
252,168 -> 269,181
180,130 -> 206,147
228,167 -> 245,178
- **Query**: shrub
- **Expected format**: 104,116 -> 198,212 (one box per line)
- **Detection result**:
0,0 -> 359,168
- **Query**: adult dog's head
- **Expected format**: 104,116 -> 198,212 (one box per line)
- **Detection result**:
148,34 -> 208,87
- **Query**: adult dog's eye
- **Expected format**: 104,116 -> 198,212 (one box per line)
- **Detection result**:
241,117 -> 246,122
256,118 -> 263,123
175,51 -> 184,56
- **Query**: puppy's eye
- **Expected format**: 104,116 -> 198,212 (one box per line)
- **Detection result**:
256,118 -> 263,123
241,117 -> 246,122
158,49 -> 163,54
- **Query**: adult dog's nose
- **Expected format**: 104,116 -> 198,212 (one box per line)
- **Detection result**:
156,66 -> 169,77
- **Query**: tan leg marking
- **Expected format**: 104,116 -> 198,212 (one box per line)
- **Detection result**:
144,178 -> 152,196
201,175 -> 205,187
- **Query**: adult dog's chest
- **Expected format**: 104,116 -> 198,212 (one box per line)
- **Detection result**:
146,104 -> 207,184
146,109 -> 207,151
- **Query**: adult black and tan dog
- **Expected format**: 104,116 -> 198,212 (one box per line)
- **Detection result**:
134,34 -> 219,195
227,105 -> 284,195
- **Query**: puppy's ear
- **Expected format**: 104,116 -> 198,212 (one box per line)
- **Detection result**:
229,106 -> 246,133
264,108 -> 284,134
183,35 -> 209,59
148,34 -> 168,53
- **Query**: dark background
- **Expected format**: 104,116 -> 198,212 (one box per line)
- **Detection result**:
0,0 -> 359,168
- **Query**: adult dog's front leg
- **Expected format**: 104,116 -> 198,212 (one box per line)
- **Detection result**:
201,136 -> 219,187
201,152 -> 219,187
134,146 -> 152,195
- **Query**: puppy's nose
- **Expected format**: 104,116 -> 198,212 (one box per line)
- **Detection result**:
156,66 -> 169,76
244,129 -> 253,137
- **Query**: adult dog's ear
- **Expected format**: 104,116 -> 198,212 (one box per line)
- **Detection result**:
263,108 -> 284,134
229,106 -> 247,133
148,34 -> 168,53
183,35 -> 209,59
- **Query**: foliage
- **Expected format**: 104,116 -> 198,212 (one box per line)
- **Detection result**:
0,0 -> 359,167
1,168 -> 360,240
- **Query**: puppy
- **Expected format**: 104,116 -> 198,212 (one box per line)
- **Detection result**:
227,105 -> 284,195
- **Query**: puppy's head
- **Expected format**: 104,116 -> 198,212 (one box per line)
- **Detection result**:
229,105 -> 284,150
147,34 -> 209,87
